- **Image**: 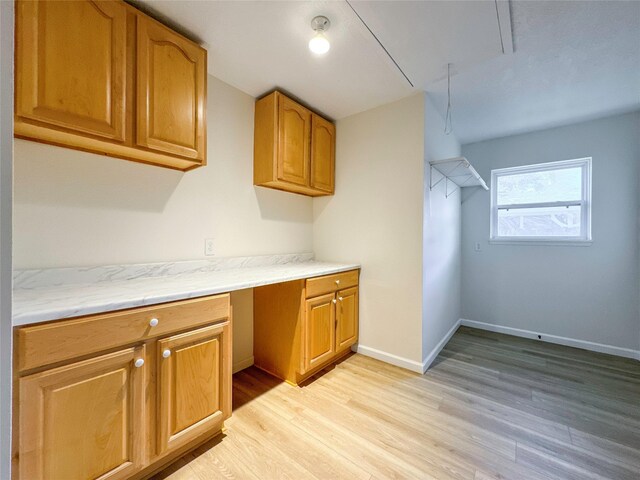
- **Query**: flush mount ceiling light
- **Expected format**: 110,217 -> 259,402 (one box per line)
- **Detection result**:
309,16 -> 331,55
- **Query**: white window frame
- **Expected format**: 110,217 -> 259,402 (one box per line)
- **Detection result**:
490,157 -> 592,245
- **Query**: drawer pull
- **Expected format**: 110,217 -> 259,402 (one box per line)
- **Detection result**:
149,318 -> 159,327
335,280 -> 340,285
332,299 -> 337,304
162,349 -> 172,359
338,297 -> 343,301
134,358 -> 145,368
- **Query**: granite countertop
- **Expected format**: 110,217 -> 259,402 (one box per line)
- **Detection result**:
13,253 -> 360,326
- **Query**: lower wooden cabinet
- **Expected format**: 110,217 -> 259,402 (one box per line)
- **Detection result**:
254,269 -> 360,385
336,286 -> 359,353
19,347 -> 146,480
304,293 -> 337,372
157,322 -> 231,455
14,294 -> 231,480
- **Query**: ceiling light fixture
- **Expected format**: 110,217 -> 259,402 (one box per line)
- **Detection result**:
309,16 -> 331,55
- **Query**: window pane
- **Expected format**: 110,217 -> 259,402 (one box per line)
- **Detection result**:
497,166 -> 582,205
497,205 -> 581,237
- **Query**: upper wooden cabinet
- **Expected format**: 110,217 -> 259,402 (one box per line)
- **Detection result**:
310,114 -> 335,193
15,0 -> 207,171
15,0 -> 127,142
254,91 -> 335,196
277,96 -> 312,187
136,18 -> 206,162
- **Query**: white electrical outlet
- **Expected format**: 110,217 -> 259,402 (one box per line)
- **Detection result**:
474,242 -> 481,252
205,238 -> 215,256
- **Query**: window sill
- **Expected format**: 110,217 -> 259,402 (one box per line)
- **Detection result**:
489,239 -> 593,247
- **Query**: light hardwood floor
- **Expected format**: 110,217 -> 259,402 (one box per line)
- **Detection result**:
154,326 -> 640,480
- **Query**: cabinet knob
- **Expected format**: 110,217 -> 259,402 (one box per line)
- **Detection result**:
332,299 -> 337,304
338,297 -> 343,301
149,318 -> 159,327
134,358 -> 145,368
162,349 -> 172,359
335,280 -> 340,285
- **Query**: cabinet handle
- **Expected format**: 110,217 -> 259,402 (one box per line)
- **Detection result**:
162,349 -> 172,359
332,299 -> 337,304
134,358 -> 145,368
149,318 -> 159,327
335,280 -> 340,285
338,297 -> 343,301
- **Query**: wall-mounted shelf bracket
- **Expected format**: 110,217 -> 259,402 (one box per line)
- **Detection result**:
429,156 -> 489,198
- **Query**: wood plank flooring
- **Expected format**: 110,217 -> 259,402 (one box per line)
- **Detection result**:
154,326 -> 640,480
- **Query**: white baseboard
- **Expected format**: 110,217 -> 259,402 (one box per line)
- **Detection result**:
233,356 -> 254,374
354,344 -> 424,373
422,319 -> 461,372
460,319 -> 640,361
354,319 -> 463,374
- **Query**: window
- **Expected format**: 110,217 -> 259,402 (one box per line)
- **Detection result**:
490,158 -> 592,244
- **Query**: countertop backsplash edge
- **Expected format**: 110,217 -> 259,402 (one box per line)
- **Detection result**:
13,252 -> 315,289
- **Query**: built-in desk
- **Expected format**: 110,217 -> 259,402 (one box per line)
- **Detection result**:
11,254 -> 360,480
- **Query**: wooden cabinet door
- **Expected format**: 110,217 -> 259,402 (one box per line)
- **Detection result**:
137,16 -> 206,162
15,0 -> 127,141
336,287 -> 359,353
277,95 -> 311,186
157,322 -> 231,454
19,347 -> 146,480
310,114 -> 335,193
303,293 -> 336,372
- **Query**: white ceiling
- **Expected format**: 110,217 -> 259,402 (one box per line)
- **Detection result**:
135,0 -> 506,120
427,0 -> 640,143
137,0 -> 640,143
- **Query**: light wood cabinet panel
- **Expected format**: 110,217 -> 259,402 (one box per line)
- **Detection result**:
17,294 -> 230,373
303,293 -> 337,373
136,15 -> 207,162
157,322 -> 231,454
253,280 -> 305,383
305,269 -> 359,298
336,287 -> 359,353
310,114 -> 335,193
277,96 -> 311,186
14,0 -> 207,171
19,346 -> 146,480
15,0 -> 127,141
254,91 -> 335,196
254,270 -> 359,385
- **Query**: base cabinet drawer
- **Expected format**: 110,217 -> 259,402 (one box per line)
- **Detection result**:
305,270 -> 359,298
157,322 -> 231,455
19,346 -> 146,480
17,294 -> 230,373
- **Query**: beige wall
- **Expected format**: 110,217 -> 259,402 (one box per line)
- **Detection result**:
14,76 -> 313,268
13,79 -> 449,372
313,93 -> 425,368
13,75 -> 315,370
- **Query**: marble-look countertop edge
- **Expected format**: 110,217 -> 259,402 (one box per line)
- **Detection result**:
13,262 -> 360,327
